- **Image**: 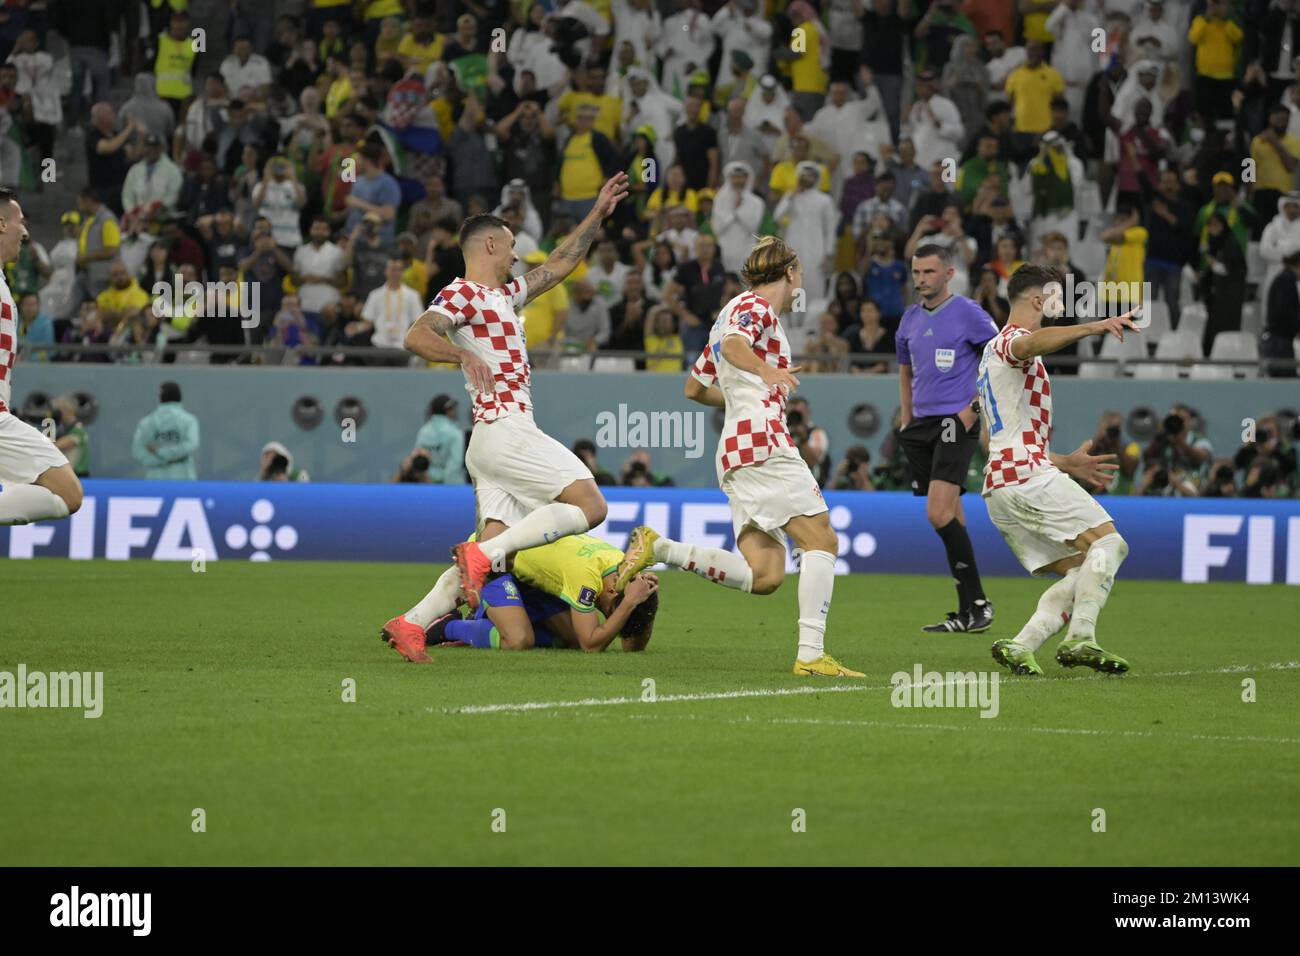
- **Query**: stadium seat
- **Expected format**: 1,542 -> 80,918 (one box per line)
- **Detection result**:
557,355 -> 591,372
1131,362 -> 1180,379
1240,301 -> 1260,336
1247,241 -> 1266,286
1154,329 -> 1203,361
1188,362 -> 1234,380
1078,361 -> 1119,378
591,356 -> 636,373
1178,302 -> 1208,339
1139,299 -> 1171,341
1209,332 -> 1261,378
1096,327 -> 1147,368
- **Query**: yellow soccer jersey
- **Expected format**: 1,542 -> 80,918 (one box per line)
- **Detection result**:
511,534 -> 624,613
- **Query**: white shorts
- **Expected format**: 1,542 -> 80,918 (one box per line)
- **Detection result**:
465,413 -> 593,527
0,410 -> 68,486
984,468 -> 1114,575
721,450 -> 828,548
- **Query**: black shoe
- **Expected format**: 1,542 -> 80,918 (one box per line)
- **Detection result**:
922,611 -> 968,633
921,600 -> 994,634
966,599 -> 994,633
424,612 -> 454,646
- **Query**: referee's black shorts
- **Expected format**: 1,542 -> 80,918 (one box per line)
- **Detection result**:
898,414 -> 981,496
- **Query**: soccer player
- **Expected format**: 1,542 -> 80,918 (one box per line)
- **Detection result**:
0,187 -> 84,527
897,243 -> 998,634
423,533 -> 661,653
380,173 -> 629,662
615,235 -> 863,677
979,264 -> 1136,676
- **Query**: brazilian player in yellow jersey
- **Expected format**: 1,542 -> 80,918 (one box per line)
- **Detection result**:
423,533 -> 661,652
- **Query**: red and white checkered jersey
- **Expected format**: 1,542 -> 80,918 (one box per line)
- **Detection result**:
427,276 -> 531,424
978,323 -> 1056,493
0,272 -> 16,414
690,291 -> 796,481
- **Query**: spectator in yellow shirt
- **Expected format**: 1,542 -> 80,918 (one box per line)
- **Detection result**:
397,15 -> 446,74
1004,41 -> 1065,134
777,1 -> 830,120
520,253 -> 570,356
96,260 -> 154,346
769,134 -> 831,200
1100,205 -> 1148,312
556,63 -> 623,143
1188,0 -> 1243,120
1250,103 -> 1300,222
642,305 -> 685,372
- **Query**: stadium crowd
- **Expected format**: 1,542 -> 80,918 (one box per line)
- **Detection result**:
1,0 -> 1297,496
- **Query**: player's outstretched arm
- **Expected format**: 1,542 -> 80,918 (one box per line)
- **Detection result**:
1010,309 -> 1141,361
405,311 -> 495,393
1050,440 -> 1120,491
521,173 -> 630,305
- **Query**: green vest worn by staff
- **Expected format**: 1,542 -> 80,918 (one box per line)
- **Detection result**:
132,401 -> 200,480
155,32 -> 197,101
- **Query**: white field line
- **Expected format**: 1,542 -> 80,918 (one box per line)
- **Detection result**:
622,713 -> 1300,747
441,661 -> 1300,716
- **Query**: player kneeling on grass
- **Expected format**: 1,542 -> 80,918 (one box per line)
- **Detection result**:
426,569 -> 659,652
383,532 -> 659,661
978,264 -> 1136,676
615,235 -> 863,678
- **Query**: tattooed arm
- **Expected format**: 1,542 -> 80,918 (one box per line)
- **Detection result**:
404,309 -> 495,393
519,172 -> 630,306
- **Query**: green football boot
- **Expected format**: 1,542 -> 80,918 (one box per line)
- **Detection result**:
991,639 -> 1044,676
1055,639 -> 1130,674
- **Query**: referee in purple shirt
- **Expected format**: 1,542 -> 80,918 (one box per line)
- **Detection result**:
896,244 -> 998,633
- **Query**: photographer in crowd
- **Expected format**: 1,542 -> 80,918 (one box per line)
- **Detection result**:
831,445 -> 874,491
1089,411 -> 1141,496
258,441 -> 310,482
787,397 -> 830,487
1142,404 -> 1213,496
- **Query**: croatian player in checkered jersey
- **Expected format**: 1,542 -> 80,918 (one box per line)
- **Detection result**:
0,187 -> 84,527
615,236 -> 864,677
979,264 -> 1139,676
379,172 -> 630,662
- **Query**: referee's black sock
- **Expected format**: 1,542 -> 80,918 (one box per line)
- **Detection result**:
936,518 -> 985,612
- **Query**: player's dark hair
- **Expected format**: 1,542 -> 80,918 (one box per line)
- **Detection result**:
616,589 -> 659,642
459,214 -> 509,247
0,186 -> 18,210
1006,264 -> 1065,302
912,243 -> 952,265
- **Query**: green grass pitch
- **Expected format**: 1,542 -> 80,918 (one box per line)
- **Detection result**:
3,558 -> 1297,866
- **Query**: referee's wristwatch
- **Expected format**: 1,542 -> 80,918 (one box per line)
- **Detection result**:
969,399 -> 981,417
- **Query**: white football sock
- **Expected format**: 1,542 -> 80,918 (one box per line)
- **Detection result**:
1013,567 -> 1079,652
796,550 -> 836,663
480,503 -> 589,567
0,484 -> 70,525
405,566 -> 462,627
1067,533 -> 1129,641
652,536 -> 753,592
